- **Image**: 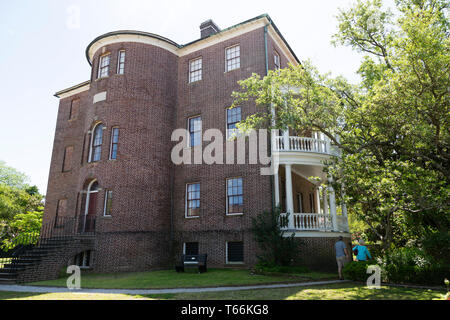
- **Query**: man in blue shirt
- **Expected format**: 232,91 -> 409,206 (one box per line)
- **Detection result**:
335,236 -> 349,280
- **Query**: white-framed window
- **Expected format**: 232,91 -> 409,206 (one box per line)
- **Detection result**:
109,127 -> 119,160
226,106 -> 241,139
225,45 -> 240,72
309,193 -> 315,213
274,51 -> 281,70
226,177 -> 243,215
188,116 -> 202,147
183,242 -> 199,255
226,241 -> 244,263
74,250 -> 91,268
103,190 -> 113,216
117,50 -> 125,74
98,54 -> 110,78
189,57 -> 202,83
89,123 -> 104,162
186,183 -> 200,217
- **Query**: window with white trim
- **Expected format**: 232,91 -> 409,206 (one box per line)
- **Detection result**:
309,193 -> 315,213
74,250 -> 91,268
225,45 -> 240,72
183,242 -> 199,255
274,52 -> 281,70
189,57 -> 202,83
103,190 -> 113,216
188,116 -> 202,147
117,50 -> 125,74
109,127 -> 119,160
226,241 -> 243,263
186,183 -> 200,217
226,106 -> 241,139
89,123 -> 103,162
226,177 -> 243,215
98,54 -> 110,78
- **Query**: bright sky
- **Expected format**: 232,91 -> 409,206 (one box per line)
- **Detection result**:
0,0 -> 395,195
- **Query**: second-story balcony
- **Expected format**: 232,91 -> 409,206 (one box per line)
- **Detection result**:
270,131 -> 350,236
273,135 -> 332,155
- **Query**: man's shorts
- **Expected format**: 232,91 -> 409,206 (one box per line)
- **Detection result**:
336,256 -> 347,268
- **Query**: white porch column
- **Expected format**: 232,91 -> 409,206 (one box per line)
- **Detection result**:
322,187 -> 328,215
274,173 -> 280,207
328,184 -> 338,231
285,164 -> 295,229
341,194 -> 348,217
283,129 -> 290,151
315,187 -> 321,214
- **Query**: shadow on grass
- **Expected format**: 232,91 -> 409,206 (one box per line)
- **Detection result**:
143,282 -> 445,300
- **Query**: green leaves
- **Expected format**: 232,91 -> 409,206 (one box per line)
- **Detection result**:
232,0 -> 449,251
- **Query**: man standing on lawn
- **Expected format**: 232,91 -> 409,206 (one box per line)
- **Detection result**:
335,236 -> 350,280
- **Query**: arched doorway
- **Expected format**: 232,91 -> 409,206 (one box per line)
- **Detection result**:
81,180 -> 98,233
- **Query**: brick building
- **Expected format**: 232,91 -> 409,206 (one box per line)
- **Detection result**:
37,14 -> 351,278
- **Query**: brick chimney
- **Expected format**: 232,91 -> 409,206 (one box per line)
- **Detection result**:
200,19 -> 221,38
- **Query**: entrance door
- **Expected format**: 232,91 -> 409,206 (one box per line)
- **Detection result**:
297,193 -> 303,213
85,192 -> 97,232
82,181 -> 98,233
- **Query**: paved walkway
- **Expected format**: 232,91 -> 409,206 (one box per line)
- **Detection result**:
0,280 -> 349,295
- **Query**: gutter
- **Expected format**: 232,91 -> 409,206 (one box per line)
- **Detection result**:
264,24 -> 276,212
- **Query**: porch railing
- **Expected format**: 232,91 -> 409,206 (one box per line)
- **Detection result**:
280,213 -> 333,231
273,136 -> 331,154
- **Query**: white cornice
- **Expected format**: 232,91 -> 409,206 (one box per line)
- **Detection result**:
86,16 -> 299,66
55,82 -> 90,99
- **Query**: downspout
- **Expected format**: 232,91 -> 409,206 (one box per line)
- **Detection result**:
264,24 -> 275,212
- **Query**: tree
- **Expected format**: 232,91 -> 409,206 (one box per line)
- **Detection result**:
251,207 -> 301,266
232,0 -> 449,251
0,161 -> 44,248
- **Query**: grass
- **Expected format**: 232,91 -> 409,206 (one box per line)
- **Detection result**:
162,282 -> 445,300
27,268 -> 337,289
0,291 -> 152,300
0,282 -> 444,300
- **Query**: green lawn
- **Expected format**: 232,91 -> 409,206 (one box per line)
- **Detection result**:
0,282 -> 444,300
28,268 -> 337,289
163,282 -> 445,300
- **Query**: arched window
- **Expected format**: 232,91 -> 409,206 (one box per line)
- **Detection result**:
89,124 -> 103,162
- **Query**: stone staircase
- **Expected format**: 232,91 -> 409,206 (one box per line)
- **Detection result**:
0,237 -> 73,285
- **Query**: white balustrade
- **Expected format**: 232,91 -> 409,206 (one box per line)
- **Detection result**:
273,136 -> 331,154
280,213 -> 334,231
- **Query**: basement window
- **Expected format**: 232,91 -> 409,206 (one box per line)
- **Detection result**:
74,250 -> 91,268
184,242 -> 199,255
226,241 -> 244,264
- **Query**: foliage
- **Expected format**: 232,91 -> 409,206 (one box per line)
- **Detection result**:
1,209 -> 43,250
0,161 -> 44,249
0,160 -> 29,189
342,260 -> 376,281
231,0 -> 449,251
421,231 -> 450,264
379,246 -> 449,285
251,207 -> 301,266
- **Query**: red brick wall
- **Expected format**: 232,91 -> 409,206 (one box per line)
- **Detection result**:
44,26 -> 315,273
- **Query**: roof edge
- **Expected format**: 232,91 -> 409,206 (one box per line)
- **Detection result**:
84,14 -> 300,65
85,31 -> 181,65
54,80 -> 90,98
